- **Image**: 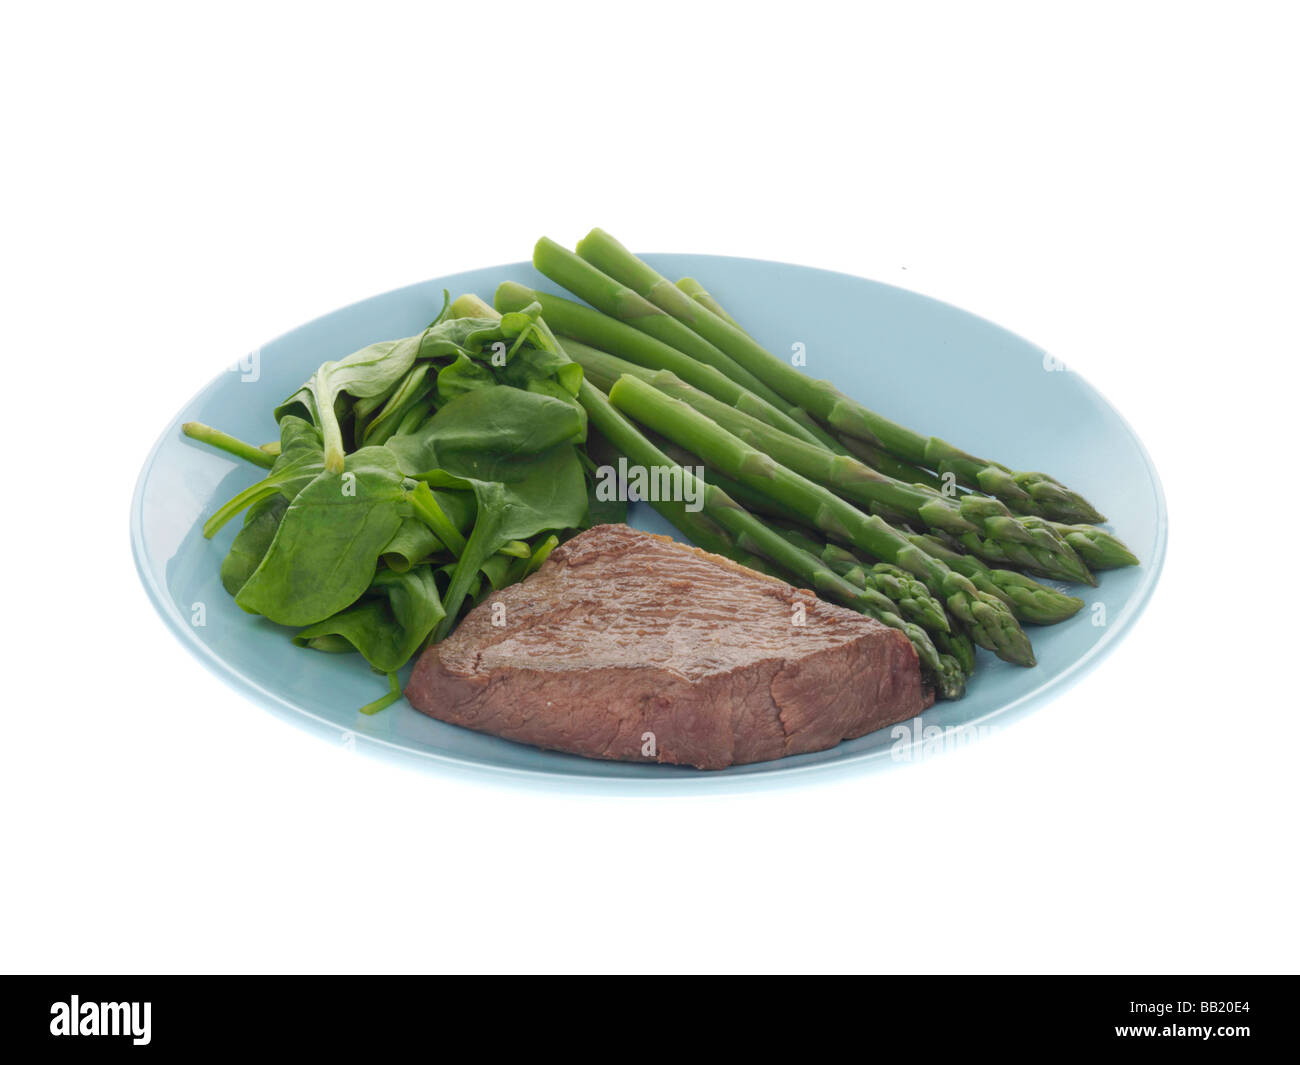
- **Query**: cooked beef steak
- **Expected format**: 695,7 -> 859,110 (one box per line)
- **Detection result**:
406,524 -> 929,769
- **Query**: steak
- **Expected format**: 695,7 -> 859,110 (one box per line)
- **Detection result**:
405,524 -> 930,770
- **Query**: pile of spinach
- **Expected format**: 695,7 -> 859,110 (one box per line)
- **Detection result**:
185,296 -> 623,713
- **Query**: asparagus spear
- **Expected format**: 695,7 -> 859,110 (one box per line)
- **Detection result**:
578,381 -> 966,697
676,278 -> 939,469
652,428 -> 1084,627
589,362 -> 1071,635
903,532 -> 1084,625
576,332 -> 1129,578
532,239 -> 789,408
575,228 -> 1107,524
578,339 -> 1087,623
675,277 -> 748,332
495,281 -> 827,449
654,438 -> 808,524
775,526 -> 952,636
552,333 -> 656,392
656,437 -> 956,638
746,462 -> 1079,627
448,292 -> 498,318
832,430 -> 1138,570
1030,518 -> 1139,570
619,366 -> 1095,585
606,373 -> 1036,667
840,434 -> 943,488
785,408 -> 854,455
933,629 -> 978,676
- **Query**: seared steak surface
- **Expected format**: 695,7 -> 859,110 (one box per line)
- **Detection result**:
406,524 -> 927,769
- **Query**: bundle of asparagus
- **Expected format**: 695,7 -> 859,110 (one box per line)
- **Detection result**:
489,231 -> 1138,699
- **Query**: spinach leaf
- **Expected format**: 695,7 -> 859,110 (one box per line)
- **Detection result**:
220,493 -> 289,596
435,353 -> 495,402
377,485 -> 475,571
386,383 -> 590,638
235,446 -> 409,626
393,402 -> 429,438
580,452 -> 628,527
429,443 -> 588,639
498,345 -> 583,398
504,533 -> 561,586
477,552 -> 516,593
202,417 -> 324,538
292,565 -> 444,673
357,362 -> 434,447
308,335 -> 425,473
274,292 -> 451,474
272,299 -> 581,475
379,518 -> 443,573
386,386 -> 585,479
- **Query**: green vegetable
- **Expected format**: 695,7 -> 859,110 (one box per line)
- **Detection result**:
774,525 -> 952,636
358,363 -> 435,447
580,451 -> 629,527
389,384 -> 589,640
182,422 -> 276,469
783,407 -> 853,455
380,519 -> 445,573
674,277 -> 747,333
190,290 -> 606,710
670,282 -> 857,457
788,409 -> 1137,573
577,347 -> 1094,583
299,334 -> 429,474
579,381 -> 966,698
839,434 -> 944,489
654,430 -> 1080,628
436,352 -> 495,401
203,417 -> 326,538
903,532 -> 1085,625
430,451 -> 588,639
575,228 -> 1107,524
533,238 -> 791,410
1038,520 -> 1139,570
607,373 -> 1035,667
407,481 -> 469,557
495,281 -> 826,449
274,295 -> 581,472
505,533 -> 561,585
293,565 -> 445,673
220,494 -> 289,596
626,367 -> 1095,585
387,382 -> 585,478
934,629 -> 978,676
234,446 -> 410,626
358,671 -> 404,716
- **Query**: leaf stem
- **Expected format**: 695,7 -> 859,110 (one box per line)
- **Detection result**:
358,671 -> 402,715
202,479 -> 281,539
408,482 -> 468,557
183,422 -> 276,469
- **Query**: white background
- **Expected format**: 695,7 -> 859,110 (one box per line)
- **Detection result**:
2,1 -> 1296,974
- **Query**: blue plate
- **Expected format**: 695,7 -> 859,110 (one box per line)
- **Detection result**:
130,255 -> 1166,788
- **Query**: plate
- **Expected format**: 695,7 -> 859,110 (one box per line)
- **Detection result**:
130,255 -> 1167,788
